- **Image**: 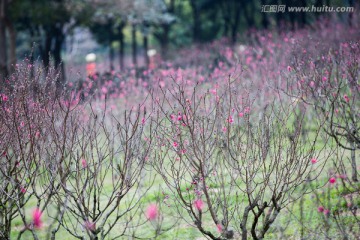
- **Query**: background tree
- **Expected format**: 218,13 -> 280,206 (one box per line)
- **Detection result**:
10,0 -> 92,86
88,0 -> 132,71
0,0 -> 16,85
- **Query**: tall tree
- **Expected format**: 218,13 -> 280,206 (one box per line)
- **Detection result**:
130,0 -> 175,68
153,0 -> 176,59
0,0 -> 8,84
88,0 -> 131,70
0,0 -> 16,85
12,0 -> 92,86
219,0 -> 241,43
89,17 -> 117,71
189,0 -> 201,42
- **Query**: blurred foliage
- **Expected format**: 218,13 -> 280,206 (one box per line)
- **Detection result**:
0,0 -> 356,81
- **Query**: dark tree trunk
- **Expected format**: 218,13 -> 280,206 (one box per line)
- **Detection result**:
261,0 -> 269,29
314,0 -> 323,19
220,1 -> 230,38
3,9 -> 16,76
315,0 -> 323,7
190,0 -> 200,42
299,0 -> 307,28
351,142 -> 358,182
109,42 -> 114,71
118,25 -> 125,70
289,12 -> 296,30
231,1 -> 241,44
131,24 -> 137,67
0,0 -> 8,84
0,20 -> 7,82
285,0 -> 299,30
6,19 -> 16,75
143,35 -> 149,68
41,30 -> 52,74
161,24 -> 170,58
243,1 -> 255,29
348,0 -> 354,26
53,26 -> 65,88
161,0 -> 174,59
276,0 -> 284,27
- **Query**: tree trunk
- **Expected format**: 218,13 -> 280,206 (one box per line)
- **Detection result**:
0,0 -> 8,84
118,26 -> 124,70
41,30 -> 52,74
231,1 -> 241,44
131,24 -> 137,67
351,142 -> 358,182
160,24 -> 170,59
348,0 -> 354,26
261,0 -> 269,29
109,42 -> 114,71
162,0 -> 174,59
220,2 -> 230,38
190,0 -> 200,42
4,17 -> 15,75
53,26 -> 65,89
314,0 -> 323,19
243,1 -> 255,29
299,0 -> 307,28
143,35 -> 149,69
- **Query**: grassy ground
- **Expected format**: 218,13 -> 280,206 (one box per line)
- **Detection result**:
9,148 -> 359,239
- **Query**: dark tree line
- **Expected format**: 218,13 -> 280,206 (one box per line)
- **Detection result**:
0,0 -> 356,85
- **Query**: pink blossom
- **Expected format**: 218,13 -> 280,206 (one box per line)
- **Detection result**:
177,113 -> 182,121
101,87 -> 108,94
32,208 -> 43,229
317,206 -> 324,212
323,209 -> 330,216
193,199 -> 204,211
146,204 -> 158,220
81,158 -> 87,168
337,174 -> 347,179
20,186 -> 26,194
142,118 -> 146,125
84,221 -> 96,231
173,141 -> 178,148
329,177 -> 336,184
344,94 -> 349,103
322,76 -> 327,81
1,94 -> 8,101
216,223 -> 222,233
238,112 -> 244,117
227,116 -> 233,123
309,81 -> 315,88
311,158 -> 317,164
287,66 -> 292,72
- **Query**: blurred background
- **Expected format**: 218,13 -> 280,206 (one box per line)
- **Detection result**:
0,0 -> 356,81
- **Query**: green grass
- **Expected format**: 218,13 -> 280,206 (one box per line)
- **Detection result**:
4,112 -> 360,240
